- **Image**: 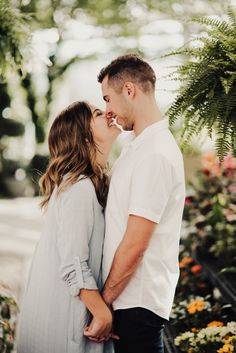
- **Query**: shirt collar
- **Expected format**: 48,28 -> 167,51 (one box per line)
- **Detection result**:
127,119 -> 169,150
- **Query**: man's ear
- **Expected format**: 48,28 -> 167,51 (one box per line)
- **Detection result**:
123,82 -> 135,98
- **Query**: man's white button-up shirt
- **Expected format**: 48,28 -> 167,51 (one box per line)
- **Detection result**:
102,119 -> 185,320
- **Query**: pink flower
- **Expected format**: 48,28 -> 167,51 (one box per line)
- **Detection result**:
228,185 -> 236,193
222,155 -> 236,170
185,197 -> 191,205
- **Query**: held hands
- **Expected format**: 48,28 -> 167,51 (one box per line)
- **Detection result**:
84,310 -> 119,343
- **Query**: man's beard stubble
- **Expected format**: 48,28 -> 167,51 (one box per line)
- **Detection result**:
119,116 -> 134,131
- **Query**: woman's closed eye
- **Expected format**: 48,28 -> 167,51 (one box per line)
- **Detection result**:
93,109 -> 103,117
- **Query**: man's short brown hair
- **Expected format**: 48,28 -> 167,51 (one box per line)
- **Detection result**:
98,54 -> 156,94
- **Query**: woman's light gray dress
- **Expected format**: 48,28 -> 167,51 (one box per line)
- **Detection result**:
17,178 -> 113,353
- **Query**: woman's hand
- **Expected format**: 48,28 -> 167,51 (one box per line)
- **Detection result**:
84,308 -> 120,342
84,310 -> 112,341
80,289 -> 119,342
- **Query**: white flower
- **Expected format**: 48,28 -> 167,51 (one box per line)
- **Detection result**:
174,322 -> 236,350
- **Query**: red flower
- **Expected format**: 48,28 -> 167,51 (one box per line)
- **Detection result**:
185,197 -> 191,205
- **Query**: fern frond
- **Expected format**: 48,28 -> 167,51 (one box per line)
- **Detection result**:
165,6 -> 236,158
192,16 -> 232,35
227,6 -> 236,28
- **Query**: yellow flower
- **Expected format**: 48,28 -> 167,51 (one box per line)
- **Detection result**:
225,336 -> 236,345
196,301 -> 205,311
207,321 -> 224,327
187,300 -> 206,314
217,343 -> 234,353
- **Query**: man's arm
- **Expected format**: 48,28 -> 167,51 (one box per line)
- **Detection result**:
102,214 -> 157,305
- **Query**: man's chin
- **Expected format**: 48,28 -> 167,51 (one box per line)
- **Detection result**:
116,118 -> 133,131
121,122 -> 134,131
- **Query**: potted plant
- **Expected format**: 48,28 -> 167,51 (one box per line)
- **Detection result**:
165,7 -> 236,159
0,0 -> 30,80
175,254 -> 213,301
170,295 -> 233,333
183,153 -> 236,269
0,282 -> 18,353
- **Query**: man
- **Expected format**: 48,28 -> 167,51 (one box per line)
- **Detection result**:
86,54 -> 185,353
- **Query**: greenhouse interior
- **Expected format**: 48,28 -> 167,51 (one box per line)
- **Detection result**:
0,0 -> 236,352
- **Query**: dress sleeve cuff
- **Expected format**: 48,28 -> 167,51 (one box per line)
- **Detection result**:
60,256 -> 98,296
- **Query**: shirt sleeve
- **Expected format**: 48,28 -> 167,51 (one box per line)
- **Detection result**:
57,179 -> 98,296
129,154 -> 173,223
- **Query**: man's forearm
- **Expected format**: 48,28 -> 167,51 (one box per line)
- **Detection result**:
102,215 -> 156,305
102,241 -> 145,305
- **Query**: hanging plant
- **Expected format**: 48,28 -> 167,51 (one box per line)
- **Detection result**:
0,0 -> 31,81
165,6 -> 236,160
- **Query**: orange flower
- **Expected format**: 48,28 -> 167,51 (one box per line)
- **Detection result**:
191,327 -> 200,332
179,257 -> 194,268
187,300 -> 206,314
203,152 -> 215,162
191,264 -> 203,274
207,321 -> 224,327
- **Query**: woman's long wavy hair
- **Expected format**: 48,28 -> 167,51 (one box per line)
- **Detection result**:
39,101 -> 109,209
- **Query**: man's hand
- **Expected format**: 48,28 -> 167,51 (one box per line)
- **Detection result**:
84,315 -> 119,342
84,316 -> 111,340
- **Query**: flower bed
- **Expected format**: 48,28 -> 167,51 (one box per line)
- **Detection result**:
165,252 -> 236,353
175,322 -> 236,353
171,295 -> 233,333
195,251 -> 236,313
164,154 -> 236,353
0,283 -> 18,353
183,154 -> 236,271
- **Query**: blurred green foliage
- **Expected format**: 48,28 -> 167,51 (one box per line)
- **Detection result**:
0,0 -> 31,81
0,0 -> 228,197
165,7 -> 236,159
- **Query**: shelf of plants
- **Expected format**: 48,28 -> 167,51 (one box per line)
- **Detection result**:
195,250 -> 236,314
164,325 -> 180,353
0,284 -> 18,353
163,154 -> 236,353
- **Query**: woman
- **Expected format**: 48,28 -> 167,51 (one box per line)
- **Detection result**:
17,101 -> 121,353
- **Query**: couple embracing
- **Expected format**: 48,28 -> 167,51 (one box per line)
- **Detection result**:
17,54 -> 185,353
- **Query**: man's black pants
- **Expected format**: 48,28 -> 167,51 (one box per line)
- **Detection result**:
113,307 -> 166,353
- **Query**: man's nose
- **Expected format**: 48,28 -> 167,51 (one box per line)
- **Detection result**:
106,111 -> 114,120
105,105 -> 112,115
